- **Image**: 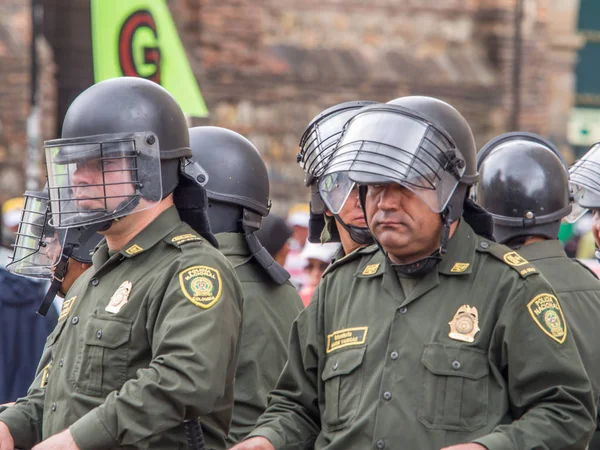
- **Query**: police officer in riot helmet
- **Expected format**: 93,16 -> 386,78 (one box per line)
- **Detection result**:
475,132 -> 572,245
179,126 -> 303,445
7,187 -> 103,313
233,97 -> 595,450
568,142 -> 600,260
476,132 -> 600,450
0,77 -> 243,450
297,101 -> 376,256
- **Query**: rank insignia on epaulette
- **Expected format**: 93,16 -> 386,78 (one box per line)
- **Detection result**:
41,363 -> 51,388
450,262 -> 470,273
527,293 -> 567,344
59,296 -> 77,321
362,263 -> 380,276
448,305 -> 480,343
503,251 -> 529,267
172,234 -> 203,245
125,244 -> 144,255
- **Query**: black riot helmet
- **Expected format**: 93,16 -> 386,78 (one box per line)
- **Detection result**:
475,132 -> 571,245
298,101 -> 376,245
324,97 -> 477,276
183,126 -> 289,285
386,96 -> 479,221
45,77 -> 191,229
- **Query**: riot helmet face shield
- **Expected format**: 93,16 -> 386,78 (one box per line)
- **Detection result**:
565,184 -> 600,223
7,191 -> 65,279
298,101 -> 376,181
318,172 -> 356,215
45,132 -> 163,228
566,143 -> 600,223
324,105 -> 466,214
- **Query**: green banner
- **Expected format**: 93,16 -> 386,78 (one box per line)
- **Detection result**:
91,0 -> 208,117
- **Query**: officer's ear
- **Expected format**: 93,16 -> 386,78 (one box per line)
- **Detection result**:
324,209 -> 334,217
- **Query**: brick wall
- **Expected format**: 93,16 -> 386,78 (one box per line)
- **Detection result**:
171,0 -> 581,212
0,0 -> 56,204
0,0 -> 582,211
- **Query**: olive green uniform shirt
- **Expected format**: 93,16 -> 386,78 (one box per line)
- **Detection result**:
248,220 -> 595,449
518,240 -> 600,445
215,233 -> 303,447
0,206 -> 244,450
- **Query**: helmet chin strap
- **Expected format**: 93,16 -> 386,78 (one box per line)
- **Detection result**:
241,209 -> 291,286
332,213 -> 374,245
357,185 -> 451,277
37,221 -> 108,317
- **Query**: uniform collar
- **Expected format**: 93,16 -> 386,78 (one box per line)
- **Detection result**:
215,232 -> 250,258
321,244 -> 378,278
90,207 -> 180,270
437,219 -> 477,276
514,239 -> 566,262
354,220 -> 477,278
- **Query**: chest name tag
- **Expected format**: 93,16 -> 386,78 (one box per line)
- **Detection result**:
326,326 -> 368,353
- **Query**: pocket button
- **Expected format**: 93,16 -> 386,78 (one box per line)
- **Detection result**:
452,360 -> 461,370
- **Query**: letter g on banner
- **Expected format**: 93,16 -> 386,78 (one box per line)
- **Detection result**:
118,9 -> 161,83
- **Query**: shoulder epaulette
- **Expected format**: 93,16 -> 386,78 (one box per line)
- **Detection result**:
165,232 -> 204,248
476,240 -> 538,278
322,244 -> 379,278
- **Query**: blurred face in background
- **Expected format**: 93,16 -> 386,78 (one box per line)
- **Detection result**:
304,258 -> 329,288
274,240 -> 291,267
292,225 -> 309,247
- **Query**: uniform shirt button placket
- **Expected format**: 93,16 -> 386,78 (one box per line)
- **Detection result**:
376,439 -> 385,449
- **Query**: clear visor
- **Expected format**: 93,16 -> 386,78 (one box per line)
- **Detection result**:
299,108 -> 364,179
45,132 -> 163,228
324,108 -> 465,213
6,192 -> 65,279
318,172 -> 356,214
564,183 -> 600,223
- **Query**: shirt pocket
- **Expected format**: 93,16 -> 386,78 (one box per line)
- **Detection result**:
418,343 -> 489,432
321,346 -> 366,432
72,315 -> 133,397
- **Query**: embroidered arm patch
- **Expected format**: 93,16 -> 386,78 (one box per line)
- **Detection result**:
527,293 -> 567,344
179,266 -> 222,309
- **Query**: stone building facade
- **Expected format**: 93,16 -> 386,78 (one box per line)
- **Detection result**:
0,0 -> 583,210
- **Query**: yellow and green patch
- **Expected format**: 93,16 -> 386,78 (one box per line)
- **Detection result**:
527,293 -> 567,344
179,265 -> 222,309
326,326 -> 368,353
